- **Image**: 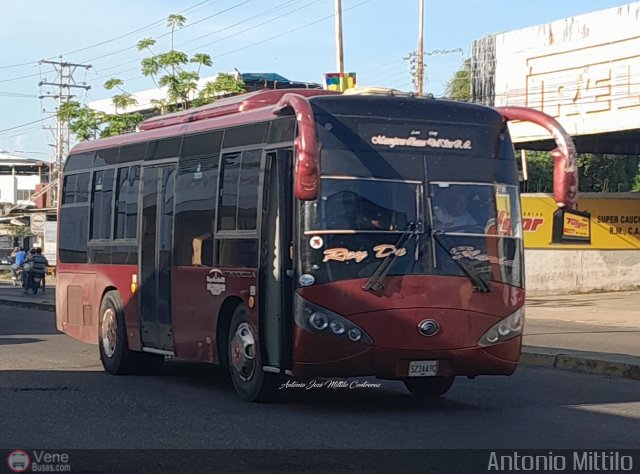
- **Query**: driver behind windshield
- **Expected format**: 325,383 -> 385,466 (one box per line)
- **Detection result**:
432,187 -> 477,230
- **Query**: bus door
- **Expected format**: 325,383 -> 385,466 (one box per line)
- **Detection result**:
259,149 -> 294,373
140,163 -> 177,353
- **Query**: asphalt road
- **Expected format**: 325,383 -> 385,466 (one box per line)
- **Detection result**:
1,305 -> 639,450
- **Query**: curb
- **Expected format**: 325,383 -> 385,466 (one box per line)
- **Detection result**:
521,346 -> 640,381
0,299 -> 55,313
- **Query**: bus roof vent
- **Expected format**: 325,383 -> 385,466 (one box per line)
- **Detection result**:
139,89 -> 337,131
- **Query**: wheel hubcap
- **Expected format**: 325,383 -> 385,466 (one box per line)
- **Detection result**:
230,322 -> 256,382
101,308 -> 117,358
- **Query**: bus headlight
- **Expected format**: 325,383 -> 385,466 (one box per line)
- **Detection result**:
295,294 -> 373,345
309,312 -> 329,331
478,307 -> 525,347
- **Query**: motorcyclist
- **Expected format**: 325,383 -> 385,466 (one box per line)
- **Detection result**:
22,249 -> 36,293
10,247 -> 26,282
31,248 -> 49,294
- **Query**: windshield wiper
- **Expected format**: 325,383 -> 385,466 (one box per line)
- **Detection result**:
362,222 -> 421,292
431,230 -> 491,293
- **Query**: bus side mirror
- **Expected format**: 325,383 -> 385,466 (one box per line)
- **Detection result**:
496,106 -> 578,210
274,94 -> 321,201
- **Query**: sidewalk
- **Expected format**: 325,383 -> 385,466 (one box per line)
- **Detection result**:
522,291 -> 640,380
0,279 -> 637,380
0,279 -> 55,311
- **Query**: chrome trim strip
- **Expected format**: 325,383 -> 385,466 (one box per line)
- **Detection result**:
262,366 -> 280,374
303,229 -> 418,236
141,347 -> 175,356
320,175 -> 422,184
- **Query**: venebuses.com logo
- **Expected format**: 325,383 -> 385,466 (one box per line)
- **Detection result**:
7,450 -> 30,473
6,449 -> 71,472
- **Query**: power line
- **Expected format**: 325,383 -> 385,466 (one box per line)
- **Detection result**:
180,0 -> 310,49
0,117 -> 49,134
0,127 -> 44,142
0,61 -> 39,70
89,0 -> 317,83
212,0 -> 372,60
0,91 -> 39,98
80,0 -> 255,65
0,0 -> 219,71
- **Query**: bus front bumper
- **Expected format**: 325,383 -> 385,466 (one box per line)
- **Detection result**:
291,327 -> 521,379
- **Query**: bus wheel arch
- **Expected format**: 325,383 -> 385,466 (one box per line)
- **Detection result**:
98,290 -> 163,375
216,296 -> 243,367
224,302 -> 278,402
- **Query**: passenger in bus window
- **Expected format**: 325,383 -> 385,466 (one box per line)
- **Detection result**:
192,232 -> 213,266
433,189 -> 477,231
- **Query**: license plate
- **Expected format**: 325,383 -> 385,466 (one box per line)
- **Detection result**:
408,360 -> 438,377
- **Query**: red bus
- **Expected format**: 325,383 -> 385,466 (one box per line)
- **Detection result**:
56,88 -> 577,401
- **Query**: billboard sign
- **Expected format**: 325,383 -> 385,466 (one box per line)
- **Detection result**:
521,194 -> 640,249
485,2 -> 640,141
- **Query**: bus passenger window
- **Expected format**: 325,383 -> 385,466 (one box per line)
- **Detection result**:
174,154 -> 218,266
115,166 -> 140,240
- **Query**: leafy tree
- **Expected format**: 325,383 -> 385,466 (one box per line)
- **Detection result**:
633,173 -> 640,192
520,151 -> 640,193
193,73 -> 246,106
60,14 -> 245,141
520,151 -> 554,193
443,58 -> 471,101
578,153 -> 640,192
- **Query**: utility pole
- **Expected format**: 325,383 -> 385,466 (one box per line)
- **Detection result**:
417,0 -> 425,95
334,0 -> 345,90
38,57 -> 91,207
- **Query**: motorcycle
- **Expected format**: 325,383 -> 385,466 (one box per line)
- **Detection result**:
31,273 -> 43,294
23,271 -> 45,294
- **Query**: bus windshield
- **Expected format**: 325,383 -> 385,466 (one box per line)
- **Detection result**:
429,182 -> 522,238
313,177 -> 423,232
300,178 -> 523,289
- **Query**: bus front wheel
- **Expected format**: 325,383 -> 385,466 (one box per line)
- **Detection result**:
227,304 -> 277,402
404,377 -> 454,398
98,291 -> 163,375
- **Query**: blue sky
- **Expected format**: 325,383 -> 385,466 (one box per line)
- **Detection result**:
0,0 -> 632,159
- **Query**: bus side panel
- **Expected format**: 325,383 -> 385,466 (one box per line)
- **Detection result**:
171,267 -> 258,363
56,264 -> 141,349
56,268 -> 97,344
171,267 -> 220,361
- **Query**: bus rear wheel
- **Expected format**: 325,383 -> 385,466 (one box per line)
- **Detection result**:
227,304 -> 277,402
404,377 -> 454,398
98,291 -> 163,375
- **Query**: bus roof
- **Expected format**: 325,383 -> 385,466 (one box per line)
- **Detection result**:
139,89 -> 338,131
67,88 -> 502,156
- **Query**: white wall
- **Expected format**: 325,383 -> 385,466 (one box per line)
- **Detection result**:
525,249 -> 640,295
492,2 -> 640,141
0,174 -> 40,205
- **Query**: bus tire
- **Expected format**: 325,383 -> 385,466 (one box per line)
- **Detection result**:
98,291 -> 163,375
227,304 -> 277,402
403,376 -> 454,398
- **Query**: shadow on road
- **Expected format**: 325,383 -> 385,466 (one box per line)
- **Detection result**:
0,337 -> 44,346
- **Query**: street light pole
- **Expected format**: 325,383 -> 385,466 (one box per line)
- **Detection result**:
417,0 -> 425,96
335,0 -> 345,90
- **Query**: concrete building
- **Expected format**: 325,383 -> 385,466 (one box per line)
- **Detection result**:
0,149 -> 50,214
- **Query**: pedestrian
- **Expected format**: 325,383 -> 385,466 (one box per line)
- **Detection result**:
10,247 -> 27,282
